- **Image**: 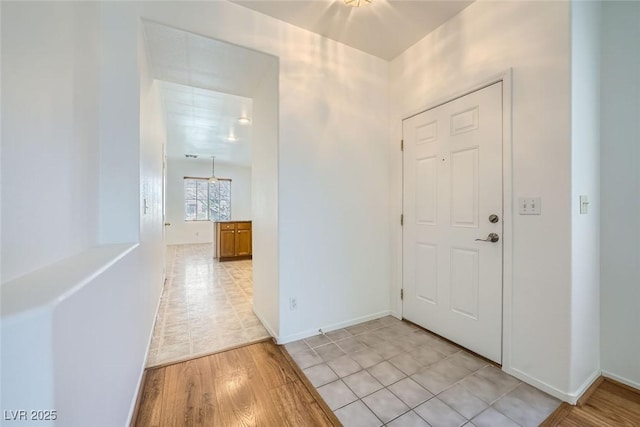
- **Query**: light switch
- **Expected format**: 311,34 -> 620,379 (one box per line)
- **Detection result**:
580,195 -> 589,214
519,197 -> 541,215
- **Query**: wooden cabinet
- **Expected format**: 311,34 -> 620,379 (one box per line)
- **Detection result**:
214,221 -> 252,261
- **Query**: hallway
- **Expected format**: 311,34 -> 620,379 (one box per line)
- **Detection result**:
147,244 -> 269,367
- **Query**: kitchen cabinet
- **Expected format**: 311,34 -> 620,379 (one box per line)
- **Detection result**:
214,221 -> 252,261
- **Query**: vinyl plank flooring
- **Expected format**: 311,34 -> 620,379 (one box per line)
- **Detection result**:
134,341 -> 339,427
270,381 -> 335,427
162,358 -> 221,426
542,378 -> 640,427
134,369 -> 165,427
249,341 -> 299,388
214,368 -> 273,426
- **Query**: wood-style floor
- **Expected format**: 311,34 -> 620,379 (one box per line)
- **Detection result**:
542,378 -> 640,427
133,340 -> 340,426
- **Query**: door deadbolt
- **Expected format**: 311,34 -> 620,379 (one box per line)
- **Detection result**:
489,214 -> 499,223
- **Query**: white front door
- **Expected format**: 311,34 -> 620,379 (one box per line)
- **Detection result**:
402,82 -> 503,363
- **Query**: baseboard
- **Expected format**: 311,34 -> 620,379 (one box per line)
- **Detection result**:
572,369 -> 604,404
577,376 -> 604,406
128,369 -> 147,427
165,240 -> 214,246
253,308 -> 278,342
602,370 -> 640,391
503,366 -> 601,404
276,310 -> 393,344
127,277 -> 165,426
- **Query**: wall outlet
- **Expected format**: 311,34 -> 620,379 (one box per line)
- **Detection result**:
289,297 -> 297,311
519,197 -> 542,215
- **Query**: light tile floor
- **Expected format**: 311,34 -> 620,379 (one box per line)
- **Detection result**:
286,317 -> 560,427
147,244 -> 269,367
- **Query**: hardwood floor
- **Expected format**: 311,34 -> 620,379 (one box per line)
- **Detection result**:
542,378 -> 640,427
134,340 -> 340,426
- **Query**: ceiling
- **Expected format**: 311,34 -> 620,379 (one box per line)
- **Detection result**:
142,1 -> 474,164
142,21 -> 276,166
162,81 -> 253,166
143,20 -> 275,98
231,0 -> 474,60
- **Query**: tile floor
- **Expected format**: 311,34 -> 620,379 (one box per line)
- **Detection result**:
286,317 -> 560,427
147,244 -> 269,367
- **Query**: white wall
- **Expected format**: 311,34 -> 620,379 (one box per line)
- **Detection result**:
1,2 -> 167,424
100,1 -> 391,343
51,245 -> 145,427
275,24 -> 390,341
569,0 -> 601,394
1,2 -> 100,282
137,0 -> 168,386
251,61 -> 280,337
98,6 -> 140,245
600,1 -> 640,389
390,1 -> 577,400
0,0 -> 3,288
165,158 -> 253,245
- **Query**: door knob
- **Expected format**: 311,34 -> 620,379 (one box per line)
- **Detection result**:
164,222 -> 171,227
475,233 -> 499,243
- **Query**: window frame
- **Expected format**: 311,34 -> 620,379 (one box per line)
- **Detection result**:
183,176 -> 232,222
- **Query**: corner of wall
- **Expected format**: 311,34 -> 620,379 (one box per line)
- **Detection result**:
568,0 -> 602,395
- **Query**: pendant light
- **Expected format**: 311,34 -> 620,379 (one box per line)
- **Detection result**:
209,156 -> 218,183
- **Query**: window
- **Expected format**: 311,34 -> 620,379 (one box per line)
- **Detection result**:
184,178 -> 231,221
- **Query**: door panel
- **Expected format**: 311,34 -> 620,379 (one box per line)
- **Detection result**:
450,247 -> 479,320
417,121 -> 438,143
416,157 -> 438,224
416,243 -> 438,304
451,148 -> 479,227
236,229 -> 252,256
219,229 -> 236,258
403,82 -> 503,363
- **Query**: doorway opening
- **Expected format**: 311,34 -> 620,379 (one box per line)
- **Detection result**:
141,21 -> 279,367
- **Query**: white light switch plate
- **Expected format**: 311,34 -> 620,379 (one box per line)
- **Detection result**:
519,197 -> 541,215
580,195 -> 589,214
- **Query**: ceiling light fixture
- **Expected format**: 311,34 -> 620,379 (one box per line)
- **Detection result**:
209,156 -> 218,183
344,0 -> 372,7
228,135 -> 237,142
238,116 -> 251,125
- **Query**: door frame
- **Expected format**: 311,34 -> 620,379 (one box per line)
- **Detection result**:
396,69 -> 514,370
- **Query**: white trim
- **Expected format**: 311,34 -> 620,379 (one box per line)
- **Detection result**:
253,308 -> 279,342
126,274 -> 166,425
276,310 -> 392,345
505,366 -> 601,404
397,69 -> 514,368
602,370 -> 640,391
399,70 -> 513,125
501,70 -> 514,371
